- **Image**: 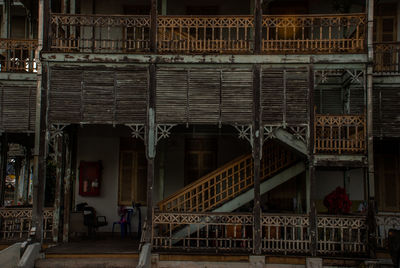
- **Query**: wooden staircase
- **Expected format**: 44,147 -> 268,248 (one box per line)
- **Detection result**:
158,141 -> 302,213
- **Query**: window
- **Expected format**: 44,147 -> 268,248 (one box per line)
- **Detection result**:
118,138 -> 147,205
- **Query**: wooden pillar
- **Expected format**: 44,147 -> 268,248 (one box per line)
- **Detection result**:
252,63 -> 262,255
52,133 -> 64,242
251,0 -> 262,254
32,64 -> 49,242
150,0 -> 158,52
366,0 -> 376,258
22,148 -> 31,204
145,63 -> 157,243
0,134 -> 8,206
253,0 -> 262,53
62,133 -> 72,242
161,0 -> 167,15
309,165 -> 317,256
308,65 -> 317,256
306,169 -> 310,213
2,0 -> 11,39
13,157 -> 22,205
32,0 -> 50,243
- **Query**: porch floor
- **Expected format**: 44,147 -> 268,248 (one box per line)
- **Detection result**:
44,234 -> 140,255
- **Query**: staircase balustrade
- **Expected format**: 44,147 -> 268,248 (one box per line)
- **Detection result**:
158,141 -> 297,212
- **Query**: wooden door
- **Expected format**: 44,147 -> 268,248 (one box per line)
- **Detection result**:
374,3 -> 398,72
185,137 -> 217,186
376,150 -> 400,212
119,138 -> 147,205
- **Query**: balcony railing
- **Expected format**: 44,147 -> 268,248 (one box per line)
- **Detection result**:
314,114 -> 366,154
152,211 -> 367,256
0,207 -> 53,240
49,13 -> 366,54
374,42 -> 400,74
262,14 -> 366,53
0,39 -> 37,72
50,14 -> 151,53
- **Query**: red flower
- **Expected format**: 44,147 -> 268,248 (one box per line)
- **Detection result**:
323,187 -> 352,214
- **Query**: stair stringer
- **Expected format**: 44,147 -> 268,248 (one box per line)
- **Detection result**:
273,128 -> 308,156
172,161 -> 306,240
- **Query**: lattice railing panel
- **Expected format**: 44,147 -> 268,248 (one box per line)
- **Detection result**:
0,39 -> 37,72
261,214 -> 310,254
317,215 -> 367,255
158,141 -> 297,212
153,211 -> 253,252
375,214 -> 400,249
314,114 -> 366,154
374,42 -> 400,74
50,13 -> 365,54
157,16 -> 254,53
50,13 -> 151,53
262,14 -> 366,53
0,207 -> 54,240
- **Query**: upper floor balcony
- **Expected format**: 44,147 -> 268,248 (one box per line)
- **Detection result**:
0,38 -> 37,73
374,42 -> 400,74
49,13 -> 366,55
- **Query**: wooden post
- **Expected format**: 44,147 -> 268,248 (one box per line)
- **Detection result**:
62,133 -> 72,242
161,0 -> 167,15
253,0 -> 262,53
22,148 -> 31,204
32,0 -> 50,243
1,0 -> 10,39
308,65 -> 317,256
52,133 -> 64,242
145,63 -> 157,243
13,157 -> 22,205
252,64 -> 262,255
0,134 -> 8,206
366,0 -> 376,258
150,0 -> 158,52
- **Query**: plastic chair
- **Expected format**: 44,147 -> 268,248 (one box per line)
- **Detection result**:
112,208 -> 134,237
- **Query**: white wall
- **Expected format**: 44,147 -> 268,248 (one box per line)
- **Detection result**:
75,129 -> 120,232
315,168 -> 365,201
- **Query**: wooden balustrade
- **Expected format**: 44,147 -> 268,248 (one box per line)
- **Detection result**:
50,14 -> 151,53
317,215 -> 367,255
375,214 -> 400,249
153,211 -> 253,252
0,207 -> 54,240
153,211 -> 368,256
314,114 -> 366,154
158,141 -> 297,212
0,39 -> 37,72
374,42 -> 400,74
157,16 -> 254,53
261,214 -> 310,254
262,14 -> 366,53
50,13 -> 366,54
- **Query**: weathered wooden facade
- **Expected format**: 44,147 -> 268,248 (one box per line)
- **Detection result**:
0,0 -> 399,266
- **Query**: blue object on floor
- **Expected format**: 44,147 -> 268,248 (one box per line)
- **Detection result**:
112,208 -> 134,237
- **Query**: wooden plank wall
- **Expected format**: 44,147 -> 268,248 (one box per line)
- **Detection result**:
0,84 -> 36,132
261,67 -> 309,126
49,66 -> 148,125
373,86 -> 400,137
156,67 -> 253,124
49,65 -> 310,127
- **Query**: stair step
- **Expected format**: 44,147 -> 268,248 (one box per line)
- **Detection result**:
36,254 -> 139,268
